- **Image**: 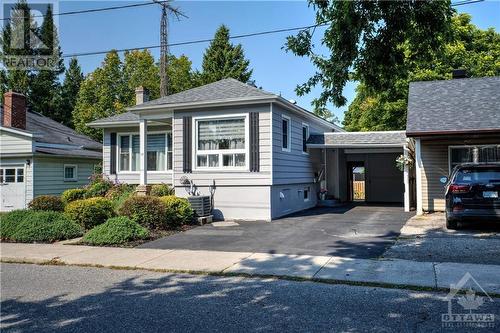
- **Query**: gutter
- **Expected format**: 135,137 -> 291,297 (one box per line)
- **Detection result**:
406,128 -> 500,137
307,143 -> 406,148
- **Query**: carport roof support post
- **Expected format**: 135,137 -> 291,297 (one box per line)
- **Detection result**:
404,144 -> 410,212
415,139 -> 423,215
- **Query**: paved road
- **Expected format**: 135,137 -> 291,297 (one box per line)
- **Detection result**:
2,263 -> 498,332
141,205 -> 413,258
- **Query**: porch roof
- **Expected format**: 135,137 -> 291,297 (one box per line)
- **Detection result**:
308,131 -> 407,148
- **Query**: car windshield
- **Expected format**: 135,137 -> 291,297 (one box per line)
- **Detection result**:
455,168 -> 500,184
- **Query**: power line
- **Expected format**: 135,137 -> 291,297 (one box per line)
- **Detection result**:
62,23 -> 327,58
451,0 -> 485,7
0,1 -> 168,21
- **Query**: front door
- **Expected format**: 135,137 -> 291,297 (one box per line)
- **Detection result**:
0,166 -> 26,211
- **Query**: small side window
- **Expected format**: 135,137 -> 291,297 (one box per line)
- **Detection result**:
304,186 -> 310,202
302,123 -> 309,153
281,115 -> 291,152
64,165 -> 77,182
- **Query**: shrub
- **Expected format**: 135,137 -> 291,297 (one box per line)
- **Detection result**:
28,195 -> 64,212
82,216 -> 149,246
150,183 -> 174,197
6,211 -> 83,243
0,209 -> 32,239
118,196 -> 167,229
61,188 -> 87,204
160,195 -> 194,227
84,181 -> 113,198
65,197 -> 115,230
105,183 -> 135,202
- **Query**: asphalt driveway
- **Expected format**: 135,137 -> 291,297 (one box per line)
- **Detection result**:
140,205 -> 414,258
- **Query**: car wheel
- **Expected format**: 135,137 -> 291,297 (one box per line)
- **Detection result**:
446,217 -> 458,230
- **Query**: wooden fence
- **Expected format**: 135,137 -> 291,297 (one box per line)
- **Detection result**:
353,181 -> 365,200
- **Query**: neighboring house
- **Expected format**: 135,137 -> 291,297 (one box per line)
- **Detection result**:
0,91 -> 102,211
407,76 -> 500,214
89,79 -> 342,221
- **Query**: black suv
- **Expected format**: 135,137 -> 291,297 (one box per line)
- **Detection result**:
442,163 -> 500,229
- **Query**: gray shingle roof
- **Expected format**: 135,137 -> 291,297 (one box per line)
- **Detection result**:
27,111 -> 102,151
407,77 -> 500,135
35,147 -> 102,159
131,78 -> 275,109
308,131 -> 407,146
88,111 -> 139,126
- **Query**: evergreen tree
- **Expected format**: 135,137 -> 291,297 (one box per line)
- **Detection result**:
198,25 -> 252,85
0,0 -> 34,97
29,4 -> 65,119
59,58 -> 84,127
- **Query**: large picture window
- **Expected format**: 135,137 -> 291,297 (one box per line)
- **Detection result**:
449,145 -> 500,171
118,132 -> 172,172
195,117 -> 247,169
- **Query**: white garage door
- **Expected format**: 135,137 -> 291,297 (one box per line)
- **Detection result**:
0,166 -> 26,211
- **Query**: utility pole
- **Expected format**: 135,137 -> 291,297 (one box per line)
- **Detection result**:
153,1 -> 186,97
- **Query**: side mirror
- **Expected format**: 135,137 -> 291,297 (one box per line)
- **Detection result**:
439,176 -> 448,184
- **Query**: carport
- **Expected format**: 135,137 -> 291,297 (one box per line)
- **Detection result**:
308,131 -> 415,212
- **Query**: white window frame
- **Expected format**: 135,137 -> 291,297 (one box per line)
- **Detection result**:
117,131 -> 172,174
448,144 -> 500,173
303,186 -> 310,202
281,114 -> 291,152
0,166 -> 25,184
302,122 -> 310,155
63,164 -> 78,182
193,114 -> 249,171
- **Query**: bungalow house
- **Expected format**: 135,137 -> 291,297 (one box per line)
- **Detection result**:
89,75 -> 499,221
407,75 -> 500,214
89,79 -> 413,221
0,91 -> 102,211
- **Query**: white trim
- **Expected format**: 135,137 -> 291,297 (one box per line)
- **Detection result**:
117,130 -> 172,174
269,103 -> 274,185
301,122 -> 310,155
63,164 -> 78,182
0,126 -> 33,138
403,145 -> 410,212
281,114 -> 291,152
192,113 -> 250,171
308,143 -> 405,148
415,138 -> 423,215
139,119 -> 147,185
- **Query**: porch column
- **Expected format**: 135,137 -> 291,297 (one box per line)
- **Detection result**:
139,118 -> 147,185
136,118 -> 151,195
415,138 -> 423,215
403,144 -> 410,212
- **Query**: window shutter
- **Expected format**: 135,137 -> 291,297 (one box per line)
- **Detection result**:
110,132 -> 117,174
249,112 -> 260,172
183,116 -> 192,173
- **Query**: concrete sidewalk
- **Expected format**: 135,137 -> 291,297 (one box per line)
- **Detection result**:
1,242 -> 499,295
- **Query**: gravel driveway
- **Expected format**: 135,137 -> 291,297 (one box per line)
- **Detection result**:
382,213 -> 500,265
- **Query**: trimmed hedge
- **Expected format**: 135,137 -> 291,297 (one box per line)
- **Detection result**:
150,183 -> 174,197
160,195 -> 194,227
118,196 -> 167,229
82,216 -> 149,246
65,197 -> 115,230
28,195 -> 64,212
61,188 -> 87,204
1,211 -> 83,243
0,209 -> 32,239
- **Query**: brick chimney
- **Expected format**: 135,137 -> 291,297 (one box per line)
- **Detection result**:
3,91 -> 27,130
135,86 -> 149,105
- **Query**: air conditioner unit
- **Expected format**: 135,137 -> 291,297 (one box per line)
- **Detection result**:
187,195 -> 211,217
